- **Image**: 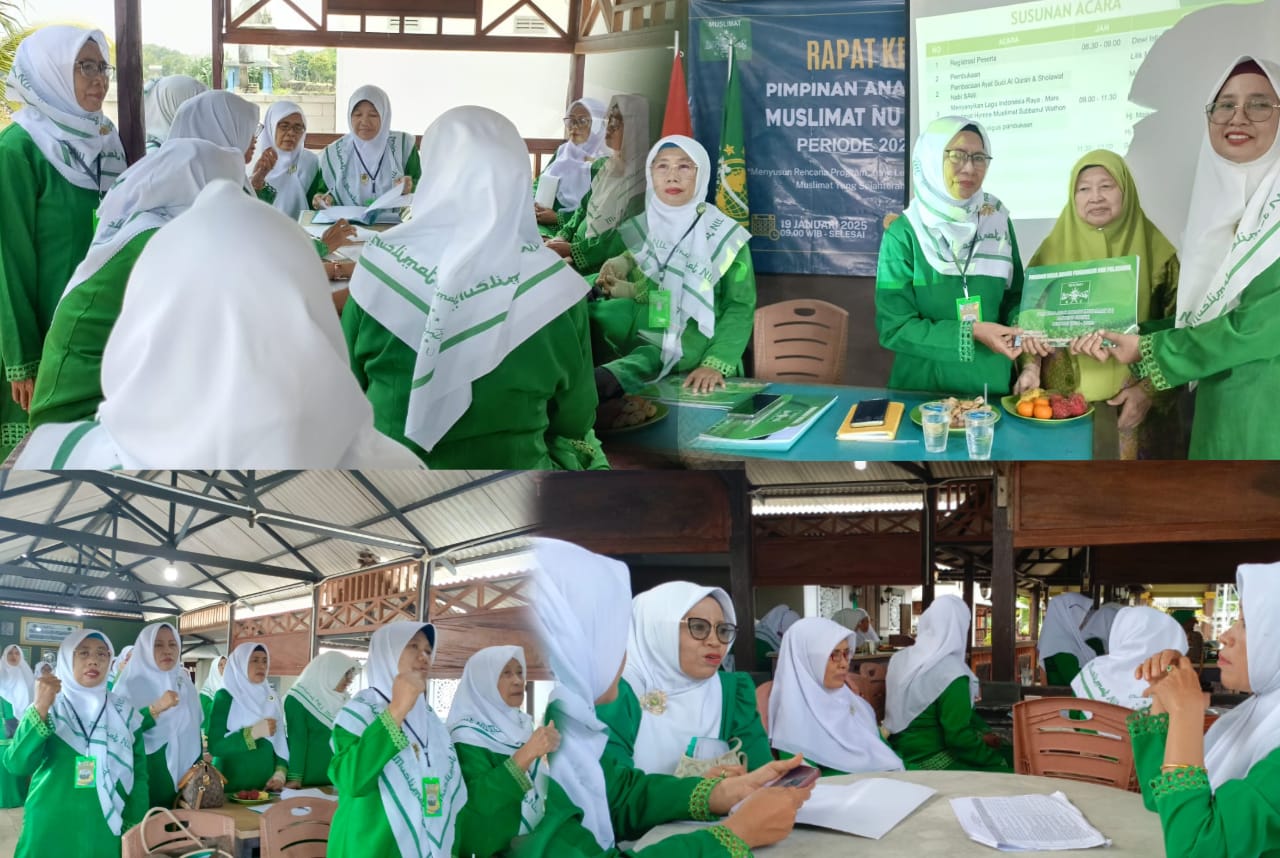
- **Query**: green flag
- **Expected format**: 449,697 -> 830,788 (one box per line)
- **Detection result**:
715,50 -> 749,229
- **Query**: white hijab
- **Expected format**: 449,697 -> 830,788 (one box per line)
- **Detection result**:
1176,56 -> 1280,328
543,97 -> 608,211
1038,593 -> 1099,668
144,75 -> 207,150
530,538 -> 632,850
286,651 -> 357,728
222,642 -> 288,762
1204,563 -> 1280,791
51,630 -> 140,835
61,138 -> 249,301
769,618 -> 904,773
622,582 -> 734,775
168,90 -> 259,156
201,655 -> 227,700
108,645 -> 134,688
904,116 -> 1015,282
884,596 -> 979,735
321,85 -> 415,206
336,621 -> 465,858
34,662 -> 54,679
6,26 -> 126,192
15,180 -> 422,470
348,105 -> 589,454
250,100 -> 320,218
0,645 -> 34,714
1081,603 -> 1125,651
755,604 -> 801,653
446,645 -> 547,834
833,607 -> 881,650
1072,607 -> 1187,710
114,623 -> 203,790
583,94 -> 650,238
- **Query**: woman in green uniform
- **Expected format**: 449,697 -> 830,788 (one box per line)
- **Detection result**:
1038,592 -> 1098,686
754,605 -> 800,666
249,101 -> 325,219
143,74 -> 206,151
0,645 -> 34,807
208,642 -> 288,794
200,654 -> 226,730
884,596 -> 1012,772
1071,607 -> 1187,709
768,617 -> 903,776
1074,57 -> 1280,460
282,650 -> 357,788
328,621 -> 469,858
28,139 -> 249,429
596,581 -> 771,775
343,106 -> 606,469
534,98 -> 608,237
591,135 -> 755,399
114,622 -> 203,808
0,26 -> 126,459
6,630 -> 148,858
448,645 -> 560,856
166,89 -> 259,161
875,116 -> 1041,397
1128,563 -> 1280,857
315,85 -> 420,208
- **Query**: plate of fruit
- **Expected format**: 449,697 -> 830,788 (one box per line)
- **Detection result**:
910,395 -> 1000,434
230,790 -> 273,805
1001,388 -> 1092,424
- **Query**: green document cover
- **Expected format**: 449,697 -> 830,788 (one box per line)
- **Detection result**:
1018,255 -> 1140,346
696,394 -> 838,451
635,377 -> 769,409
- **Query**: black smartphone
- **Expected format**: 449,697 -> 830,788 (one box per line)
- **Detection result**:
851,397 -> 890,426
766,764 -> 822,789
735,393 -> 783,418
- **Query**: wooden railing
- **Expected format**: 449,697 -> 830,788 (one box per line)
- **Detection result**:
316,560 -> 423,636
178,603 -> 231,636
299,134 -> 562,177
428,574 -> 547,680
231,608 -> 314,676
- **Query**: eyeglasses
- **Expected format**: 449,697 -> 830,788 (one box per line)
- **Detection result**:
686,617 -> 737,645
276,122 -> 306,135
829,647 -> 852,664
1206,98 -> 1279,124
74,60 -> 114,81
606,113 -> 624,131
563,115 -> 592,129
652,162 -> 696,177
944,149 -> 992,168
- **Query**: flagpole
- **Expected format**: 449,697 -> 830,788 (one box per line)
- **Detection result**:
727,43 -> 734,85
674,29 -> 680,58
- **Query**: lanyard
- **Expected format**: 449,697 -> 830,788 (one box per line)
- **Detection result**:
374,689 -> 431,765
68,701 -> 108,747
656,209 -> 706,282
353,144 -> 385,186
65,147 -> 104,199
958,218 -> 981,298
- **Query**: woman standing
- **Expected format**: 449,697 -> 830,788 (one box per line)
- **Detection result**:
5,630 -> 148,858
534,98 -> 608,236
283,650 -> 358,788
0,26 -> 126,459
250,101 -> 325,219
315,85 -> 420,208
143,74 -> 206,151
0,645 -> 34,807
1039,592 -> 1099,686
1071,607 -> 1188,709
208,642 -> 288,793
114,622 -> 203,808
200,654 -> 226,729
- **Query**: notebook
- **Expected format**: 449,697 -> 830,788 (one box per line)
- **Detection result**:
836,400 -> 905,441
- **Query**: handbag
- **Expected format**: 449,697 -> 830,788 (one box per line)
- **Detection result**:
176,759 -> 227,810
137,807 -> 235,858
673,736 -> 747,779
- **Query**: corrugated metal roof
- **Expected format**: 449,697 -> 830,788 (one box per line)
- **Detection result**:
744,461 -> 993,486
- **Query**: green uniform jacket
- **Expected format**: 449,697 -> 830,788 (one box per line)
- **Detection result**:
284,696 -> 335,787
200,693 -> 214,735
342,296 -> 608,470
454,742 -> 539,858
6,706 -> 149,858
137,707 -> 199,809
28,230 -> 155,428
589,247 -> 757,392
554,160 -> 636,277
0,697 -> 29,808
1133,254 -> 1280,459
888,676 -> 1012,772
0,124 -> 101,456
875,216 -> 1025,396
1130,710 -> 1280,857
1043,652 -> 1083,687
312,147 -> 423,207
207,689 -> 286,792
596,675 -> 773,773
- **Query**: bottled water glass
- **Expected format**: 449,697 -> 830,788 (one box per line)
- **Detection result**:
920,402 -> 949,453
965,408 -> 997,460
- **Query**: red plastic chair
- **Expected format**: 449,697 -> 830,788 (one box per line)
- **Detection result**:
1013,697 -> 1136,791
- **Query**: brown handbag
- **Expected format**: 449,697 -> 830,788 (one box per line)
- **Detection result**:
175,759 -> 227,810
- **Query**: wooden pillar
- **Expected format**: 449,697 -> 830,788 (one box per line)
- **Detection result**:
212,0 -> 224,90
309,582 -> 320,658
962,558 -> 975,646
921,487 -> 936,609
724,470 -> 755,673
567,53 -> 586,105
991,477 -> 1016,683
114,0 -> 145,163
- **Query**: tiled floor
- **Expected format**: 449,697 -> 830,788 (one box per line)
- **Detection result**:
0,806 -> 22,858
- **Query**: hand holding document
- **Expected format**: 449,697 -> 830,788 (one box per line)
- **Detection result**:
950,792 -> 1111,851
313,184 -> 414,224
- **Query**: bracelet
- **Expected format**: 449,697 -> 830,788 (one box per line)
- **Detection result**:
689,775 -> 725,822
1161,763 -> 1201,771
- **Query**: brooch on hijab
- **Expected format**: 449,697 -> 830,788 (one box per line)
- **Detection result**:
978,203 -> 996,217
288,165 -> 297,174
639,691 -> 668,715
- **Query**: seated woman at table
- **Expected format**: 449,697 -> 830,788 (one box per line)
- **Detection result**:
448,645 -> 560,855
1072,607 -> 1188,709
1022,150 -> 1183,459
515,538 -> 814,858
833,607 -> 881,654
282,650 -> 358,789
144,74 -> 206,151
544,95 -> 650,278
167,89 -> 259,162
1039,592 -> 1099,686
200,653 -> 226,730
6,630 -> 148,858
208,642 -> 288,794
314,85 -> 419,209
885,596 -> 1012,772
1082,602 -> 1125,657
769,617 -> 904,776
875,116 -> 1044,397
1073,57 -> 1280,460
534,98 -> 608,238
0,645 -> 34,807
596,582 -> 772,775
249,100 -> 325,220
114,622 -> 203,808
342,106 -> 606,470
755,604 -> 801,664
1128,563 -> 1280,857
590,135 -> 755,400
27,139 -> 249,430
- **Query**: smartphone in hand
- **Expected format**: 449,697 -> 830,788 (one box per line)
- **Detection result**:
765,764 -> 821,790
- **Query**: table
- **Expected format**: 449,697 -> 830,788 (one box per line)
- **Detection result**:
205,789 -> 336,858
605,382 -> 1094,462
634,770 -> 1162,857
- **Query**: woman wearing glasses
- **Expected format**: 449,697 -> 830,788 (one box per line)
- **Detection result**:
0,26 -> 125,461
534,98 -> 608,237
250,101 -> 326,220
1075,56 -> 1280,460
875,116 -> 1043,399
314,86 -> 420,210
768,617 -> 904,776
596,582 -> 773,776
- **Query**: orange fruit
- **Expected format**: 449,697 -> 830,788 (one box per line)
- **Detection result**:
1033,403 -> 1053,420
1016,400 -> 1035,417
1034,396 -> 1050,408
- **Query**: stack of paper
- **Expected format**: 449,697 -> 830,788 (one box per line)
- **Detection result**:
696,394 -> 837,452
949,792 -> 1111,851
795,778 -> 936,839
313,184 -> 414,225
